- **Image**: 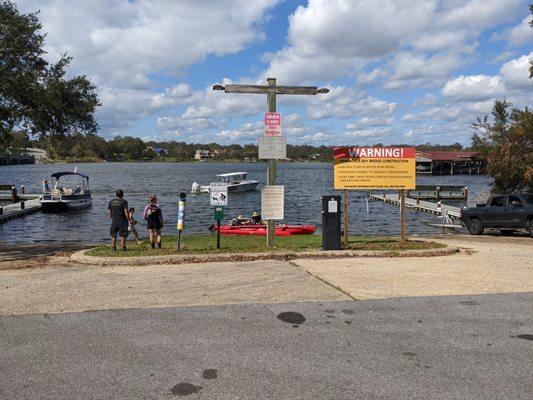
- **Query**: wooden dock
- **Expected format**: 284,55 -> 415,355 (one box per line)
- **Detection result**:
0,198 -> 42,223
370,193 -> 461,219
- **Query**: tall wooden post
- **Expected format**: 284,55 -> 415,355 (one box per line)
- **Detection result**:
400,190 -> 407,242
266,78 -> 277,247
212,80 -> 329,248
343,189 -> 349,248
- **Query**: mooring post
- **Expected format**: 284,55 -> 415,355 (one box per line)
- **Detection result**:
400,190 -> 407,242
21,185 -> 25,194
11,186 -> 17,203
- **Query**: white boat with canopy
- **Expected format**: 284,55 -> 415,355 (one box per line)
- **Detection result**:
191,172 -> 259,194
40,171 -> 92,211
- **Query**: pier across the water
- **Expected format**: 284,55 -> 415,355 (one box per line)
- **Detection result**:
370,193 -> 462,220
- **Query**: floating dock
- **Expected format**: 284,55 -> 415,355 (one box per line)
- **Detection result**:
370,193 -> 462,220
0,198 -> 42,223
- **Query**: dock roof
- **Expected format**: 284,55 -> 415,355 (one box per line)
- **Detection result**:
416,150 -> 482,162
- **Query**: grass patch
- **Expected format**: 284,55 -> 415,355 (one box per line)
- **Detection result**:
86,234 -> 445,258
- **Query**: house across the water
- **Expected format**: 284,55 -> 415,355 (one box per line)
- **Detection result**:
415,150 -> 486,175
194,149 -> 214,161
148,146 -> 167,157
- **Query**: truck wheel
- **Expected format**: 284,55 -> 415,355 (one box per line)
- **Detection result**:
500,229 -> 514,236
528,219 -> 533,238
468,218 -> 484,235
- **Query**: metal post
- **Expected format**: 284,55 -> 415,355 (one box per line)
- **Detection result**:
21,185 -> 25,194
400,190 -> 406,242
216,220 -> 221,249
177,231 -> 182,252
11,186 -> 17,203
343,189 -> 348,248
266,78 -> 276,247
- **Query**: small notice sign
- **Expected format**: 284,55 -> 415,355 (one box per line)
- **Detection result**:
258,136 -> 286,159
264,112 -> 281,136
209,182 -> 228,206
261,185 -> 284,220
334,147 -> 416,190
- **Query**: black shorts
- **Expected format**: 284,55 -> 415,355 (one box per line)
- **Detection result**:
147,220 -> 162,230
110,222 -> 129,238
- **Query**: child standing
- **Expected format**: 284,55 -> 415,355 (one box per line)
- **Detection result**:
143,195 -> 164,249
128,207 -> 143,244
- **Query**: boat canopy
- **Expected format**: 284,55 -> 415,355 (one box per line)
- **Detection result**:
216,172 -> 248,178
51,172 -> 90,181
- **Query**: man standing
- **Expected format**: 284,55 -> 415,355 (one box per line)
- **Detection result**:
108,189 -> 130,251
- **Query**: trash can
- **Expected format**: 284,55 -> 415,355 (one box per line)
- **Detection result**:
322,195 -> 341,250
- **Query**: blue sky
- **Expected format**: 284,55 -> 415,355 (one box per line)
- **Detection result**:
18,0 -> 533,146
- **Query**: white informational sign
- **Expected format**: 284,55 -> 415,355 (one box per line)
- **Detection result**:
258,136 -> 287,160
209,182 -> 228,206
264,112 -> 281,136
328,199 -> 338,213
261,185 -> 284,220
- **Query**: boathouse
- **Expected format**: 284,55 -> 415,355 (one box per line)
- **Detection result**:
415,150 -> 485,175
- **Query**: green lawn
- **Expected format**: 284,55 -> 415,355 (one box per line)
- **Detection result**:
86,234 -> 445,257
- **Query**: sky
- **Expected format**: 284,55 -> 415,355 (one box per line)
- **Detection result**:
17,0 -> 533,146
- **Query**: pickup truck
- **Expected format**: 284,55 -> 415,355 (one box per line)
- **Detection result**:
460,193 -> 533,236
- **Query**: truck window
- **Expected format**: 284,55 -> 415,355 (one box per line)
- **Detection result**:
522,195 -> 533,204
490,196 -> 505,207
507,196 -> 522,206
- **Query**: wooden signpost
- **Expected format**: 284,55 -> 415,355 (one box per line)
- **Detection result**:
213,78 -> 328,247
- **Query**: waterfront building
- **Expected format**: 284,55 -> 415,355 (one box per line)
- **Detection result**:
194,149 -> 214,161
415,150 -> 486,175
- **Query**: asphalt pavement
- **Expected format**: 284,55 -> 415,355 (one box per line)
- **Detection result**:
1,292 -> 531,399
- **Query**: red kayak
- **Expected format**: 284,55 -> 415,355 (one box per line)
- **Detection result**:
211,224 -> 315,236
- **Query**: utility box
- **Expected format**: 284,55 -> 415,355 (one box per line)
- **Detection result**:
322,195 -> 341,250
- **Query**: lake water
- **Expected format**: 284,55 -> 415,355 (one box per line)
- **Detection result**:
0,162 -> 492,244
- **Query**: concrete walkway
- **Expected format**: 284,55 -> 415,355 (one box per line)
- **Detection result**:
293,235 -> 533,300
0,235 -> 530,316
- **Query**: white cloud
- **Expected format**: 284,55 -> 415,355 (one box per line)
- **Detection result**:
385,51 -> 465,89
492,16 -> 533,46
441,75 -> 505,101
17,0 -> 278,130
346,116 -> 394,129
307,86 -> 396,119
437,0 -> 523,30
263,0 -> 436,83
499,52 -> 533,90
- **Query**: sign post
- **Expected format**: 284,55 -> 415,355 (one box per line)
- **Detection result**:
212,79 -> 329,247
210,183 -> 228,250
213,206 -> 224,249
176,192 -> 186,252
333,147 -> 416,242
343,189 -> 349,247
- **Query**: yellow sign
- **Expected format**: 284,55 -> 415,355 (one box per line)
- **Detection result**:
334,147 -> 416,190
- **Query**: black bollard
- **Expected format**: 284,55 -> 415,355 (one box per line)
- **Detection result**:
11,186 -> 17,203
21,185 -> 25,194
20,200 -> 25,210
0,206 -> 3,215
